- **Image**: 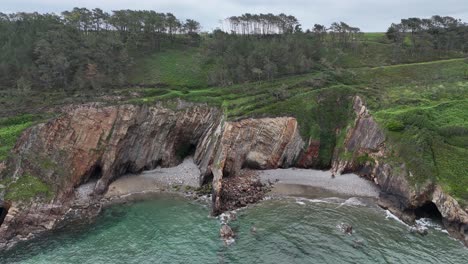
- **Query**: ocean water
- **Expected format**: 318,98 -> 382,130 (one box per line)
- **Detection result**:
2,194 -> 467,264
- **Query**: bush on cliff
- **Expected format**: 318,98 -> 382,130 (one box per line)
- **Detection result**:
2,174 -> 53,202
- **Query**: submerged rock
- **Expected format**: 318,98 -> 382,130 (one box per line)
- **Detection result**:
410,225 -> 429,236
250,225 -> 257,234
220,224 -> 234,238
338,223 -> 353,235
220,224 -> 235,245
352,239 -> 365,249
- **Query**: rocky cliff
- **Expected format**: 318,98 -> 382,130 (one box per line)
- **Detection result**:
0,101 -> 222,249
0,97 -> 467,249
200,117 -> 305,214
331,96 -> 468,246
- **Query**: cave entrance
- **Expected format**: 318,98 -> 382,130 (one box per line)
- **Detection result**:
81,164 -> 103,185
202,172 -> 214,186
88,165 -> 102,181
176,143 -> 197,161
414,201 -> 442,221
0,203 -> 10,227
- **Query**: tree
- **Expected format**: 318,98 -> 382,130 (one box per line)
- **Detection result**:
184,19 -> 200,34
313,24 -> 327,41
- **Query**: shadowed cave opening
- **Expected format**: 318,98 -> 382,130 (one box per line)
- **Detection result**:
81,164 -> 103,185
175,143 -> 197,161
414,201 -> 443,221
0,203 -> 10,227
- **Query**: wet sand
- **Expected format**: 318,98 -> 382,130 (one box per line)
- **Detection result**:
259,168 -> 380,198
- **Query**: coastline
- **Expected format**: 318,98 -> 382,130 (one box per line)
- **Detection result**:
96,158 -> 380,206
258,168 -> 380,198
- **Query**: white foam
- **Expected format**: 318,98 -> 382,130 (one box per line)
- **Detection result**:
416,218 -> 449,234
343,197 -> 366,206
416,218 -> 438,228
336,197 -> 367,209
224,238 -> 235,246
296,198 -> 336,204
385,210 -> 410,227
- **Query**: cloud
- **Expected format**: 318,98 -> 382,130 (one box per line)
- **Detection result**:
1,0 -> 468,32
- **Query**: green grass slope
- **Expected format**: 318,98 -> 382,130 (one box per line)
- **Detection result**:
129,48 -> 208,88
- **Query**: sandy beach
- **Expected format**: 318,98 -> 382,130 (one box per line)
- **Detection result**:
258,168 -> 380,198
104,157 -> 201,199
101,157 -> 379,200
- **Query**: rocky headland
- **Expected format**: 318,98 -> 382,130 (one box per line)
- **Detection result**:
0,97 -> 467,249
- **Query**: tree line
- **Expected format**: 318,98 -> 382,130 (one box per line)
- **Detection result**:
386,16 -> 468,57
223,13 -> 301,35
1,9 -> 467,91
0,8 -> 201,91
205,14 -> 468,85
204,31 -> 321,86
205,15 -> 363,85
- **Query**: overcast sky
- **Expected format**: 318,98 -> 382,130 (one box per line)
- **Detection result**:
2,0 -> 468,32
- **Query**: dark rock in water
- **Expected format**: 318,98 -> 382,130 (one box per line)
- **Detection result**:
215,170 -> 270,214
220,224 -> 234,239
227,211 -> 237,221
352,239 -> 365,249
338,223 -> 353,235
110,210 -> 126,218
410,225 -> 428,236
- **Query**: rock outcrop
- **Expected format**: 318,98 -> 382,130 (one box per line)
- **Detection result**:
0,102 -> 307,248
1,97 -> 467,249
0,102 -> 222,249
331,96 -> 468,246
331,96 -> 431,209
10,102 -> 221,197
203,117 -> 304,214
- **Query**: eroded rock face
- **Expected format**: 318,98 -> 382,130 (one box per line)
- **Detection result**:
296,139 -> 321,168
0,102 -> 222,248
432,186 -> 468,246
331,96 -> 468,246
204,117 -> 304,214
11,102 -> 221,198
330,96 -> 432,209
0,103 -> 307,249
1,97 -> 468,249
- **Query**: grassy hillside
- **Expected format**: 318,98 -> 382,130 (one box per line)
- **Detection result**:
129,48 -> 208,88
0,114 -> 46,161
1,34 -> 467,203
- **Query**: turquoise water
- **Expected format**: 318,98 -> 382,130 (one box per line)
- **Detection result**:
2,194 -> 468,264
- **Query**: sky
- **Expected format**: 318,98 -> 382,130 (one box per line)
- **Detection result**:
2,0 -> 468,32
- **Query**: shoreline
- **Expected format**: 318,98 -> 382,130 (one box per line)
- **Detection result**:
95,158 -> 380,208
99,158 -> 380,202
103,157 -> 201,200
258,168 -> 380,199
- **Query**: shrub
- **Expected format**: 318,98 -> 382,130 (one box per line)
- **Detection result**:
386,119 -> 405,131
4,174 -> 53,202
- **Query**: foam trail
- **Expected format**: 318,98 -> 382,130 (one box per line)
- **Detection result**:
416,218 -> 449,234
385,210 -> 410,227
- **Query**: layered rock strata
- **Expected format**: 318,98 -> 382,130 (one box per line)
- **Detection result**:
1,97 -> 467,248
